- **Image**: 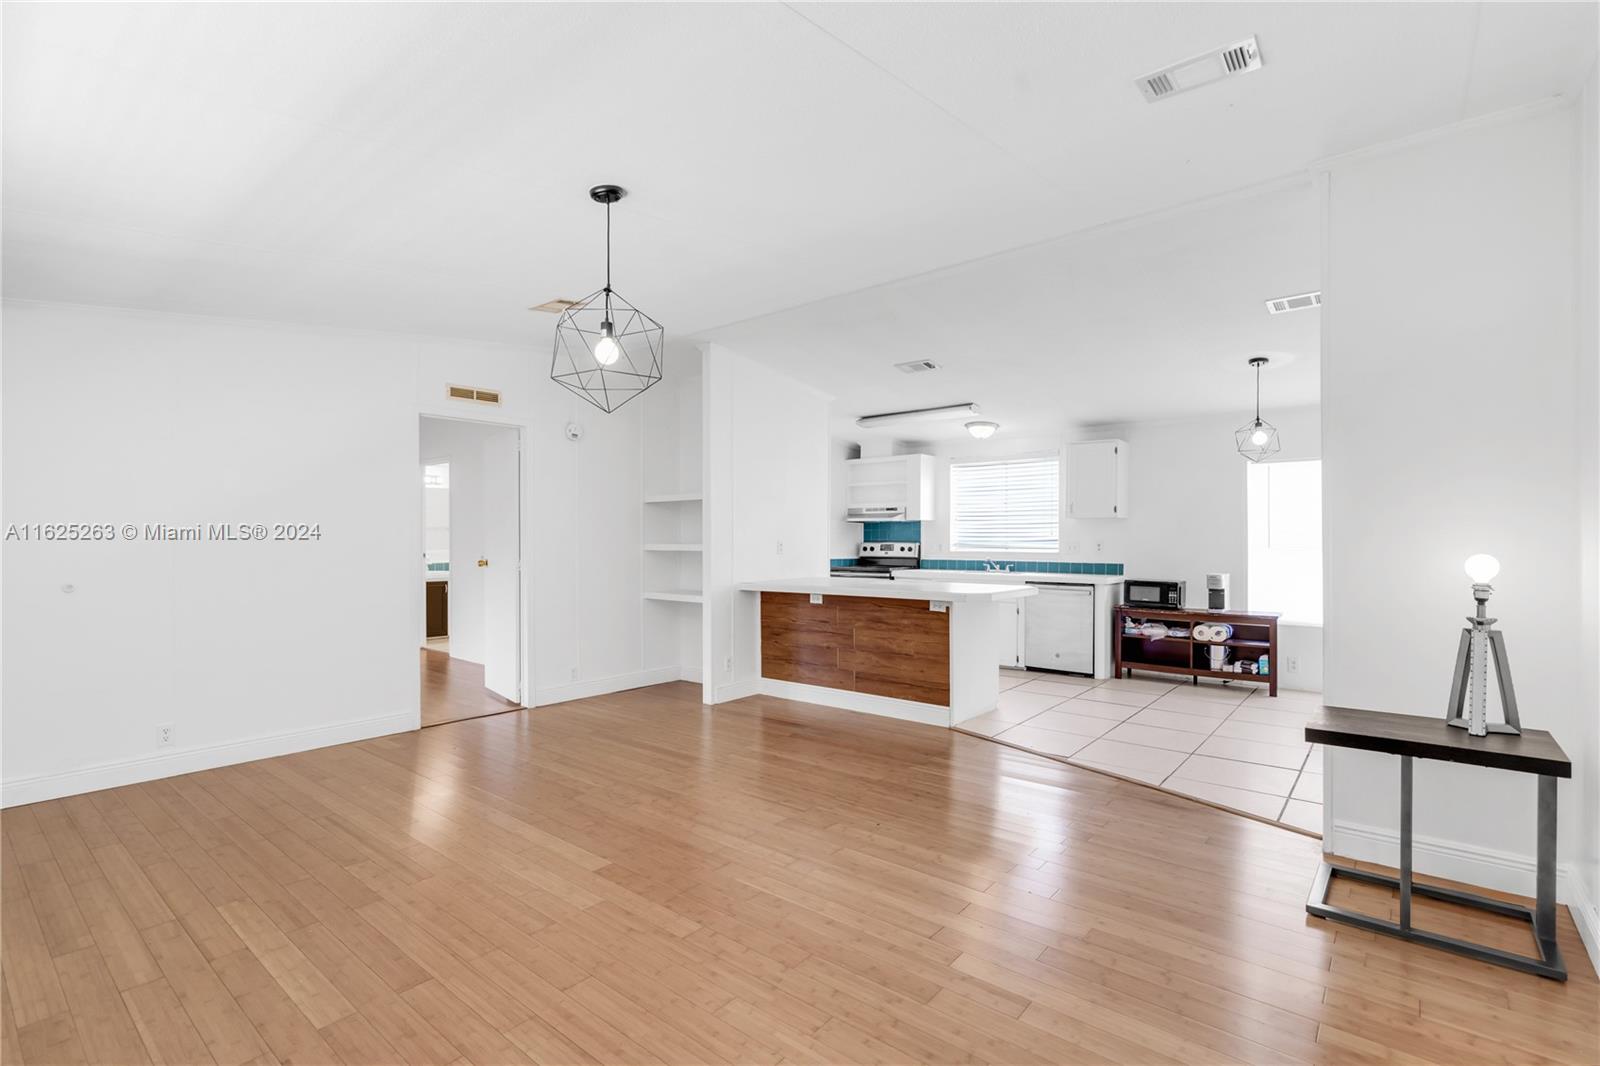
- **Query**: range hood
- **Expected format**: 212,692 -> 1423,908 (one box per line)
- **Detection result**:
845,505 -> 905,522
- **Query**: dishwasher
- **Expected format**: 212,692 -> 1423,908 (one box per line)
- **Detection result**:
1024,583 -> 1095,674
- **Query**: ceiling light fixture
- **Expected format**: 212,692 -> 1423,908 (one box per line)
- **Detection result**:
966,421 -> 999,439
855,402 -> 979,429
1235,357 -> 1281,462
549,185 -> 664,414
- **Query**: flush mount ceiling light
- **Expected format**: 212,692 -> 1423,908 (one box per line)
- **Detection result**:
855,402 -> 979,429
965,421 -> 999,439
549,185 -> 664,414
1235,356 -> 1281,462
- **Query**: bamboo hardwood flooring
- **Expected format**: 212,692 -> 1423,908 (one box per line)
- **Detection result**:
2,681 -> 1595,1064
420,648 -> 520,729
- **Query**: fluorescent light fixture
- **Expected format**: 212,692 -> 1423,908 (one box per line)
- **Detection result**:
966,421 -> 999,439
855,402 -> 979,429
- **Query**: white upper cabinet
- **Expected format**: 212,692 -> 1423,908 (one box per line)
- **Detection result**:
844,454 -> 936,521
1065,439 -> 1128,518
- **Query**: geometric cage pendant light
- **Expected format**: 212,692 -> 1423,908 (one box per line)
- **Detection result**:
1235,355 -> 1281,462
550,185 -> 665,414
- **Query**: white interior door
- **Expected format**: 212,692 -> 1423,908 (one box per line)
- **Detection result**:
481,428 -> 521,703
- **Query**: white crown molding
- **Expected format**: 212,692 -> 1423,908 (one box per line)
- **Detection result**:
1310,95 -> 1574,174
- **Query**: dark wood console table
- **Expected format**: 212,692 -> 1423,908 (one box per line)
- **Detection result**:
1113,606 -> 1279,696
1304,706 -> 1570,980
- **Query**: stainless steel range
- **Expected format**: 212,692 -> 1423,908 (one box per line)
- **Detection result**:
830,541 -> 920,579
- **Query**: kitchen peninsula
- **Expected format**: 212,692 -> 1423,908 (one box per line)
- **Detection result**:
738,577 -> 1035,727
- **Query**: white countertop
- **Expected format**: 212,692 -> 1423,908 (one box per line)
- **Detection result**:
892,568 -> 1125,588
741,577 -> 1036,602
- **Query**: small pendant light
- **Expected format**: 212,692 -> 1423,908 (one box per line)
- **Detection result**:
1235,356 -> 1281,461
550,185 -> 664,414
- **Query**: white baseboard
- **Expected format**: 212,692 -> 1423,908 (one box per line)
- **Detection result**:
711,677 -> 759,704
1327,818 -> 1600,973
756,678 -> 950,727
1327,817 -> 1581,904
1,711 -> 415,809
533,666 -> 681,707
1569,867 -> 1600,973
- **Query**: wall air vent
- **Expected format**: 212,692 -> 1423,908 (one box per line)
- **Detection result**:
1264,291 -> 1322,315
1137,35 -> 1261,102
529,298 -> 580,313
895,359 -> 941,374
448,385 -> 502,405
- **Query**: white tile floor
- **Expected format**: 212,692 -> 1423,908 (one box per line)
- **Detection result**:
964,669 -> 1325,833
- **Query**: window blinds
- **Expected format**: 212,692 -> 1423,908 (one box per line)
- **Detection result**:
949,455 -> 1060,552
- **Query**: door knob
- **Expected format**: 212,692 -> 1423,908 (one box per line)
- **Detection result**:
477,558 -> 488,567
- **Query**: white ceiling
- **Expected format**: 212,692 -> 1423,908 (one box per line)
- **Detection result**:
712,179 -> 1322,438
4,3 -> 1595,425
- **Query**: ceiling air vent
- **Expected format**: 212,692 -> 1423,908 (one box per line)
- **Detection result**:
448,385 -> 502,405
529,298 -> 580,313
1265,291 -> 1322,315
895,359 -> 941,374
1137,35 -> 1261,102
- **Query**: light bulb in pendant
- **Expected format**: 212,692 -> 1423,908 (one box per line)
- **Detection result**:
1249,426 -> 1270,446
1464,553 -> 1500,584
593,322 -> 620,366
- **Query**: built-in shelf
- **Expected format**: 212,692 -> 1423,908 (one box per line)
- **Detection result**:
643,493 -> 703,504
643,543 -> 703,552
643,590 -> 704,604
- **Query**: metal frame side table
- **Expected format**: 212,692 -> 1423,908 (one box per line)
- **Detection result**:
1304,706 -> 1570,981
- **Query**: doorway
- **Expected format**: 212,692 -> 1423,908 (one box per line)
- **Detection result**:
418,415 -> 524,728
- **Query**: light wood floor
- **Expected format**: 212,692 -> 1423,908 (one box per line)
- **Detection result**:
2,682 -> 1595,1065
420,648 -> 520,729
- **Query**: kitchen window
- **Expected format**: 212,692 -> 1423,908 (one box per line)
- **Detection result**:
1247,458 -> 1322,625
949,454 -> 1060,552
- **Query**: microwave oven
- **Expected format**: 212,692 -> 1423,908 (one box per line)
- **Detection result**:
1124,579 -> 1185,608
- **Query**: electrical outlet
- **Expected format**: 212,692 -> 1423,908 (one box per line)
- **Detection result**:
158,723 -> 175,748
1287,656 -> 1300,674
776,540 -> 784,555
1095,541 -> 1102,554
570,665 -> 578,681
723,655 -> 733,675
1065,542 -> 1080,555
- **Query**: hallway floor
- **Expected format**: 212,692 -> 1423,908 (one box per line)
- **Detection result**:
959,670 -> 1323,833
419,648 -> 520,728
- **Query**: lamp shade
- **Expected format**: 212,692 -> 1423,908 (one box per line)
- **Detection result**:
1234,418 -> 1281,462
550,287 -> 664,414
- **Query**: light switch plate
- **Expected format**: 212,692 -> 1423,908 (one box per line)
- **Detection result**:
929,601 -> 949,613
809,593 -> 822,604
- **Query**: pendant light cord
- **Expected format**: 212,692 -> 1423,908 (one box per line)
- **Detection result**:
1255,362 -> 1262,424
603,200 -> 613,319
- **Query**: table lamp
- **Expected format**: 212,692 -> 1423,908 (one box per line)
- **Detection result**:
1444,554 -> 1521,736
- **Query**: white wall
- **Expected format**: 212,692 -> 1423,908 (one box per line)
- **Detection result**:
418,416 -> 516,666
1574,65 -> 1600,962
1320,104 -> 1590,915
705,343 -> 831,702
2,300 -> 670,805
831,405 -> 1325,690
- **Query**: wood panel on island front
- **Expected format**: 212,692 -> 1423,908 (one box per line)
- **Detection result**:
760,591 -> 950,705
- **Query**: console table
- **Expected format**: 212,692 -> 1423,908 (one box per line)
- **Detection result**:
1304,706 -> 1570,980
